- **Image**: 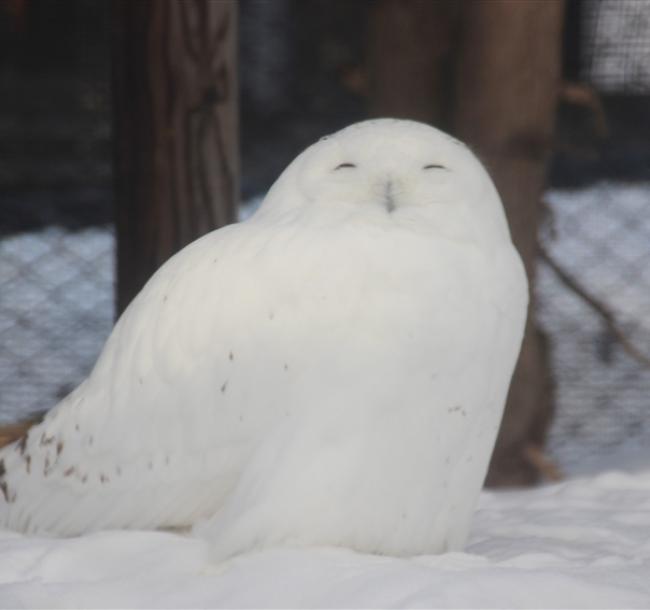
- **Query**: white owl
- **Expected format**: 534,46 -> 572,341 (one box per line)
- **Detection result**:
0,119 -> 527,561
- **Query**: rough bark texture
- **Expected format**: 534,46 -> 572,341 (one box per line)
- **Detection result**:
453,0 -> 565,486
367,0 -> 565,486
112,0 -> 238,314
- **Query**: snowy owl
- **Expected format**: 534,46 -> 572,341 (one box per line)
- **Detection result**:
0,119 -> 527,560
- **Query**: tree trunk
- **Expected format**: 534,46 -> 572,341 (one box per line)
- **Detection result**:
453,0 -> 565,486
111,0 -> 239,314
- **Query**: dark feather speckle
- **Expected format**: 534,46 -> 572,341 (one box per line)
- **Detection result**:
0,481 -> 9,502
40,433 -> 55,447
17,435 -> 27,455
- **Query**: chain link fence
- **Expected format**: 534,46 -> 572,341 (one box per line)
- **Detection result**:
539,183 -> 650,472
0,226 -> 114,422
582,0 -> 650,93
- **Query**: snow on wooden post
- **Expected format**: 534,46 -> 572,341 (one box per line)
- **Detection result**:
111,0 -> 239,314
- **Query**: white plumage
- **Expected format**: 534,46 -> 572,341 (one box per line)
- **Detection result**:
0,119 -> 527,560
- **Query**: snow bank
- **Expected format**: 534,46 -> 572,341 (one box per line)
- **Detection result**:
1,465 -> 649,608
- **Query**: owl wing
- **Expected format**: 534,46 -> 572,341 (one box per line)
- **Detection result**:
0,222 -> 263,536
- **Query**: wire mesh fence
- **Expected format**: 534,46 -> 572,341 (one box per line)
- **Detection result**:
582,0 -> 650,93
539,183 -> 650,472
2,181 -> 649,475
0,226 -> 114,422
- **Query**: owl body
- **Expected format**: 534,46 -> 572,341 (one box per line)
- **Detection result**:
0,120 -> 527,559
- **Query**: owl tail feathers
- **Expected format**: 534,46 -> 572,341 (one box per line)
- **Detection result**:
0,413 -> 45,449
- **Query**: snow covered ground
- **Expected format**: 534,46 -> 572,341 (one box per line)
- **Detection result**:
1,461 -> 649,608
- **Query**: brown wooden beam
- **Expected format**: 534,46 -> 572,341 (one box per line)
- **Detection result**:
111,0 -> 239,314
453,0 -> 565,486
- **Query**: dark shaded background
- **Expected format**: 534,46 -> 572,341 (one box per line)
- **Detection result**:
2,0 -> 649,236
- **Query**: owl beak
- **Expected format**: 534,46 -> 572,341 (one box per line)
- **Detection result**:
383,179 -> 396,213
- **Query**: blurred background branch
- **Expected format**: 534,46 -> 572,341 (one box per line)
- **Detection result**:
540,243 -> 650,370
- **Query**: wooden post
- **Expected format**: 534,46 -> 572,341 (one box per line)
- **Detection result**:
367,0 -> 456,124
111,0 -> 239,313
453,0 -> 565,486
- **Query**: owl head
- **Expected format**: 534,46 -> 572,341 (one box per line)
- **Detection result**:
255,119 -> 511,246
